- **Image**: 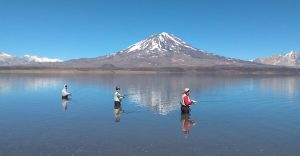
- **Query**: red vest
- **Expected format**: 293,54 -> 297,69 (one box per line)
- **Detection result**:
182,93 -> 193,106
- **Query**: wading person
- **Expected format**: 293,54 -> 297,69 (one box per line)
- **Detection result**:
181,88 -> 196,114
62,84 -> 71,99
114,86 -> 125,111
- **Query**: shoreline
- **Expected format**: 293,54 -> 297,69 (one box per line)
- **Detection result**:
1,66 -> 300,75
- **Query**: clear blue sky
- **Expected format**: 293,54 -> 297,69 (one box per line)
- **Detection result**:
0,0 -> 299,60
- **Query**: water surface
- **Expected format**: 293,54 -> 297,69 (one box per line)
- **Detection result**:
0,73 -> 300,156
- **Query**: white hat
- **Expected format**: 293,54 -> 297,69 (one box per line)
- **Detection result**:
184,88 -> 190,93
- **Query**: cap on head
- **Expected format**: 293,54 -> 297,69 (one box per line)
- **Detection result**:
184,88 -> 190,93
115,86 -> 120,90
64,84 -> 68,88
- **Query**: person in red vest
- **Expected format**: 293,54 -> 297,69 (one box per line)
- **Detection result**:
181,88 -> 197,114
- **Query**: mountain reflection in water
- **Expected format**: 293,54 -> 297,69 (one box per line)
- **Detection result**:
0,74 -> 299,115
1,73 -> 300,156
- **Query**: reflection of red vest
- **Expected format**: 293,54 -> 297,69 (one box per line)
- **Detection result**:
183,119 -> 193,131
182,93 -> 193,106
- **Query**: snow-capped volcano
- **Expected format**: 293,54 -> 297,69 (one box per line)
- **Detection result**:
110,32 -> 255,67
123,32 -> 198,53
254,50 -> 300,66
66,32 -> 253,68
0,52 -> 63,66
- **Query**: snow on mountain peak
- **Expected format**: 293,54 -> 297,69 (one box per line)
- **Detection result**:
288,50 -> 297,54
283,50 -> 298,59
157,32 -> 177,42
1,52 -> 64,65
0,52 -> 13,58
124,32 -> 197,54
160,32 -> 169,36
254,50 -> 300,66
23,55 -> 63,62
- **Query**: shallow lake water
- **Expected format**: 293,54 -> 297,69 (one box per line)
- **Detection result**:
0,73 -> 300,156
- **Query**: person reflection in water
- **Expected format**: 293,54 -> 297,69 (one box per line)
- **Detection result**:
114,102 -> 122,122
114,86 -> 125,122
61,98 -> 69,112
181,113 -> 196,137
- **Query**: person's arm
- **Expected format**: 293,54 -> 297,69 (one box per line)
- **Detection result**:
62,89 -> 71,96
66,89 -> 71,95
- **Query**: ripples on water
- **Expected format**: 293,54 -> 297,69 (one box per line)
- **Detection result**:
0,73 -> 300,156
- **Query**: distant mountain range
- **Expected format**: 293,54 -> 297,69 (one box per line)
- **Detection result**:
63,32 -> 255,68
1,33 -> 299,70
254,50 -> 300,66
0,52 -> 62,65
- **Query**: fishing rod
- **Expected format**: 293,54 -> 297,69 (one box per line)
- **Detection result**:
122,109 -> 149,114
122,93 -> 139,97
69,86 -> 87,94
